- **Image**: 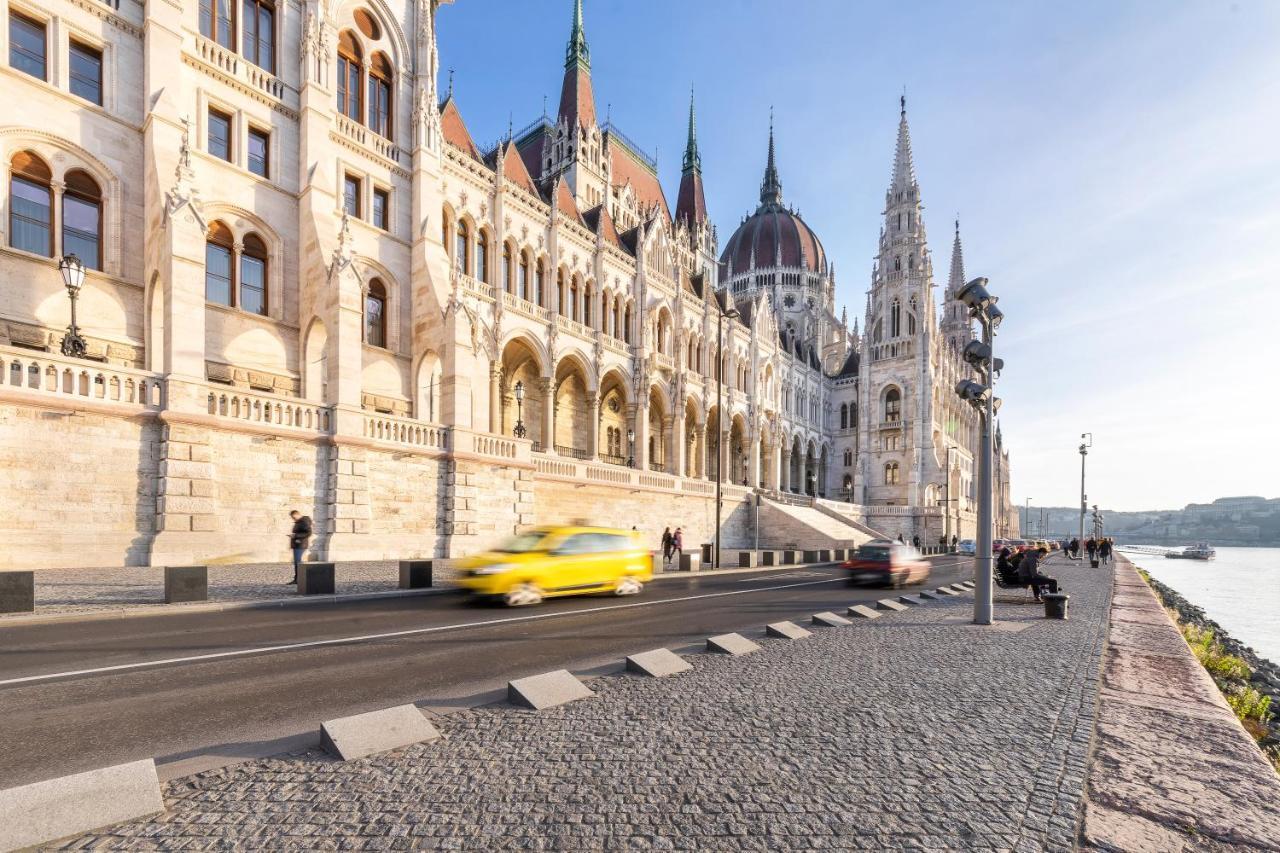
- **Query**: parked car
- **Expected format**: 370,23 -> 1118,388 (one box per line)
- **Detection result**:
992,539 -> 1008,554
957,539 -> 977,556
456,526 -> 652,606
842,540 -> 931,588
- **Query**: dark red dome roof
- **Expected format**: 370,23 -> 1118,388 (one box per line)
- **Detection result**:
720,204 -> 827,275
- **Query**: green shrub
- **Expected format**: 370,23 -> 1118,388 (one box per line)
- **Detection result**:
1182,625 -> 1251,681
1226,686 -> 1273,725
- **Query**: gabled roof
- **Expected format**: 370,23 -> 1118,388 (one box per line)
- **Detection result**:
554,179 -> 582,225
608,140 -> 670,222
836,348 -> 860,378
500,142 -> 539,196
582,203 -> 622,250
439,96 -> 484,162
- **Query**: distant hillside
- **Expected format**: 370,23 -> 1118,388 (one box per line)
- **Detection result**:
1020,496 -> 1280,546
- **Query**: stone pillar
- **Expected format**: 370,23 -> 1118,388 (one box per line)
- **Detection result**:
780,448 -> 791,492
749,433 -> 761,489
540,377 -> 555,453
586,392 -> 599,460
672,414 -> 686,477
632,402 -> 648,471
150,420 -> 218,565
488,361 -> 502,434
325,441 -> 371,557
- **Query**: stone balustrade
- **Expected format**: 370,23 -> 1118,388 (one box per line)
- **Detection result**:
0,346 -> 163,410
192,36 -> 287,102
362,413 -> 447,451
206,387 -> 330,432
334,114 -> 399,163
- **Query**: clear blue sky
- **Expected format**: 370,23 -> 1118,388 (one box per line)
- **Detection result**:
437,0 -> 1280,512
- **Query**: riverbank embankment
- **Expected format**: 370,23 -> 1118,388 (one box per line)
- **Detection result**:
1083,556 -> 1280,851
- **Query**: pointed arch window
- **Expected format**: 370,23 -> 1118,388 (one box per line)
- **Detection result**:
9,151 -> 53,257
368,52 -> 393,139
890,300 -> 901,337
840,403 -> 848,430
583,282 -> 592,327
623,303 -> 633,344
336,31 -> 363,123
204,222 -> 235,307
850,402 -> 858,429
242,0 -> 275,73
454,220 -> 470,276
475,232 -> 489,283
519,252 -> 530,302
885,462 -> 900,485
365,278 -> 387,347
884,388 -> 901,423
239,233 -> 268,315
570,278 -> 580,322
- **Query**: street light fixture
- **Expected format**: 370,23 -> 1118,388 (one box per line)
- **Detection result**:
1024,496 -> 1032,538
626,427 -> 635,469
1078,433 -> 1092,554
58,253 -> 88,358
512,380 -> 527,439
713,302 -> 740,570
952,276 -> 1002,626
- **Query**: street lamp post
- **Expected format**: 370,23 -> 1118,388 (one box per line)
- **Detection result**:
626,427 -> 635,469
512,380 -> 527,439
713,303 -> 740,571
1024,496 -> 1032,539
1078,433 -> 1091,553
954,277 -> 1003,626
58,254 -> 88,358
942,446 -> 955,550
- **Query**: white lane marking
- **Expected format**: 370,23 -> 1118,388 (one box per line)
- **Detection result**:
0,574 -> 844,688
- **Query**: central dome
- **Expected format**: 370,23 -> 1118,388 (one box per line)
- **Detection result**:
719,120 -> 827,276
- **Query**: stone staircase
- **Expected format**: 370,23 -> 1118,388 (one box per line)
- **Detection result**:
757,497 -> 882,550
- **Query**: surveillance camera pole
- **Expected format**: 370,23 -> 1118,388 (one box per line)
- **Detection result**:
974,322 -> 995,625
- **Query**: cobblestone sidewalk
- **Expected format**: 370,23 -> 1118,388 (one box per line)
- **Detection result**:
56,558 -> 1109,851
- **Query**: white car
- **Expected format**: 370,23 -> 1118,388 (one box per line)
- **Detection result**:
957,539 -> 977,555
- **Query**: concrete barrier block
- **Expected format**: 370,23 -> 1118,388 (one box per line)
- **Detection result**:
765,621 -> 811,640
935,587 -> 960,596
163,566 -> 207,603
507,669 -> 594,710
832,548 -> 846,561
818,549 -> 832,562
762,551 -> 777,567
0,571 -> 35,614
781,550 -> 797,564
802,549 -> 820,563
321,705 -> 441,761
706,633 -> 760,656
875,598 -> 908,612
398,560 -> 433,589
700,543 -> 713,564
959,581 -> 975,589
625,648 -> 693,678
898,594 -> 928,606
847,605 -> 881,619
812,611 -> 853,627
679,553 -> 701,572
0,759 -> 164,850
298,562 -> 336,595
738,551 -> 758,568
918,590 -> 942,600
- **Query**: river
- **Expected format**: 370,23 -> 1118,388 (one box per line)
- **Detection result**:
1121,546 -> 1280,665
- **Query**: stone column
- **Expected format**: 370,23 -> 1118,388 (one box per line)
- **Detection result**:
671,414 -> 686,477
586,392 -> 599,460
488,361 -> 502,434
664,414 -> 678,475
540,377 -> 555,453
780,448 -> 791,492
632,402 -> 648,471
749,433 -> 761,489
150,420 -> 218,565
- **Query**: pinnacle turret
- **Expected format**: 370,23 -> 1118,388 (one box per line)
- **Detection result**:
890,95 -> 916,191
759,109 -> 783,209
675,87 -> 708,226
682,88 -> 701,176
565,0 -> 589,71
557,0 -> 596,129
947,218 -> 965,296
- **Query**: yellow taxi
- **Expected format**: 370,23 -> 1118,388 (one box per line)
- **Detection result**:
456,526 -> 653,606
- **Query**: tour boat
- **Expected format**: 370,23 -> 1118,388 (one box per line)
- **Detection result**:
1164,542 -> 1216,560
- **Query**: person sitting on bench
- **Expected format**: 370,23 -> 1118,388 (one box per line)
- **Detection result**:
996,547 -> 1019,585
1017,546 -> 1059,601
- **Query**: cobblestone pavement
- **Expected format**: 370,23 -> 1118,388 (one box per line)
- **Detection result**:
6,561 -> 416,618
57,557 -> 1109,851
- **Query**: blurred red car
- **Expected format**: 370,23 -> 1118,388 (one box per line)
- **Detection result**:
842,540 -> 931,588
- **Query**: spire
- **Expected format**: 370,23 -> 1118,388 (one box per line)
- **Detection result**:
682,87 -> 701,176
566,0 -> 589,71
947,217 -> 966,295
759,108 -> 782,208
890,94 -> 916,190
557,0 -> 596,129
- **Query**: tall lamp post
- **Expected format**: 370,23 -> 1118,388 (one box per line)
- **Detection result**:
512,380 -> 527,438
58,254 -> 88,358
942,446 -> 955,550
1078,433 -> 1091,553
626,427 -> 635,469
1024,496 -> 1032,539
954,276 -> 1003,626
713,302 -> 740,570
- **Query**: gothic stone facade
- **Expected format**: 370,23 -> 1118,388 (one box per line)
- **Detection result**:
0,0 -> 1013,570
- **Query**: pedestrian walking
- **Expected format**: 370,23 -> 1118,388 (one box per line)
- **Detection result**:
1099,538 -> 1113,564
672,527 -> 684,567
661,527 -> 674,567
951,535 -> 958,548
1069,538 -> 1080,559
897,534 -> 905,544
288,509 -> 312,584
1086,538 -> 1097,563
912,534 -> 921,550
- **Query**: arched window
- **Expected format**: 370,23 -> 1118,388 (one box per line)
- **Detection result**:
475,232 -> 489,283
455,220 -> 469,275
884,388 -> 901,423
336,31 -> 363,123
502,243 -> 512,293
884,462 -> 899,485
623,303 -> 633,344
518,254 -> 530,302
199,0 -> 235,50
9,152 -> 53,257
908,313 -> 916,335
583,283 -> 593,327
557,269 -> 566,316
570,278 -> 579,322
365,278 -> 387,347
204,221 -> 235,306
893,255 -> 901,272
242,0 -> 275,73
368,52 -> 393,139
239,233 -> 268,315
839,403 -> 848,430
850,402 -> 858,429
890,300 -> 901,337
535,259 -> 545,307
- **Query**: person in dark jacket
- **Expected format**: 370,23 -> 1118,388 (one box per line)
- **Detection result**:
1099,538 -> 1113,564
288,510 -> 312,584
672,528 -> 684,566
912,535 -> 921,550
995,547 -> 1017,584
1085,538 -> 1098,562
1069,538 -> 1080,559
1017,547 -> 1058,600
661,527 -> 674,566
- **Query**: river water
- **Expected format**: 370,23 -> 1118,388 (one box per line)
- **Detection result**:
1121,546 -> 1280,665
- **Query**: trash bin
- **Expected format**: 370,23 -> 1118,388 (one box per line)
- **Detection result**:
1090,558 -> 1099,568
1042,593 -> 1069,620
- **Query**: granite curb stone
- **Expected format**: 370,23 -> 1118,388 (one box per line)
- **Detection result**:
624,648 -> 693,678
765,621 -> 812,640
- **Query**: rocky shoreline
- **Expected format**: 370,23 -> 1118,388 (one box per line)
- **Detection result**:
1142,573 -> 1280,762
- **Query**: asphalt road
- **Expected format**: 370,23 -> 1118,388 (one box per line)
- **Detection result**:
0,557 -> 970,788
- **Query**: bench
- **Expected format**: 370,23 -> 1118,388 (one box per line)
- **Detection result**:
994,572 -> 1039,603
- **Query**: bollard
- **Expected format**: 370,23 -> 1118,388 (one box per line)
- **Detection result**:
679,553 -> 701,572
700,543 -> 713,564
1090,558 -> 1099,568
738,551 -> 758,568
1042,593 -> 1069,619
781,550 -> 798,565
802,549 -> 820,564
163,566 -> 208,603
298,562 -> 336,595
0,571 -> 35,614
398,560 -> 433,589
762,551 -> 777,567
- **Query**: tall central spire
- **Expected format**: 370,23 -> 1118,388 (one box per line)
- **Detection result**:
947,218 -> 966,295
682,88 -> 701,176
565,0 -> 590,70
759,109 -> 782,208
891,95 -> 916,190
